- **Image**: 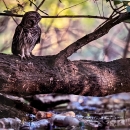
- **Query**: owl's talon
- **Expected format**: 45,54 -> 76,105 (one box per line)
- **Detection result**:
30,55 -> 33,59
22,56 -> 27,60
18,54 -> 26,60
30,54 -> 33,59
25,53 -> 33,59
30,53 -> 34,57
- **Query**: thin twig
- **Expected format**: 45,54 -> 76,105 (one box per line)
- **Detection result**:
0,13 -> 109,20
94,0 -> 101,16
2,0 -> 8,9
15,0 -> 26,13
95,11 -> 115,31
112,7 -> 126,18
2,0 -> 18,25
57,0 -> 87,16
28,0 -> 48,15
36,0 -> 45,11
115,5 -> 124,11
95,3 -> 125,31
108,0 -> 125,15
102,0 -> 104,16
109,0 -> 118,13
109,11 -> 116,18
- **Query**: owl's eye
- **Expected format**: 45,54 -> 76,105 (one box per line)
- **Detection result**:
25,19 -> 35,28
28,20 -> 34,26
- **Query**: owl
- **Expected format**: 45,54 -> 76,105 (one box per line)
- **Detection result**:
11,11 -> 41,59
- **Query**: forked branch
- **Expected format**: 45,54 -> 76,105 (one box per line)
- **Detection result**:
55,12 -> 130,65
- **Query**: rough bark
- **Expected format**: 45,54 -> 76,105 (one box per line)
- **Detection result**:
0,53 -> 130,96
0,12 -> 130,97
0,93 -> 37,117
0,94 -> 26,118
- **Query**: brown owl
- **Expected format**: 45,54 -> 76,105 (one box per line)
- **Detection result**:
12,11 -> 41,59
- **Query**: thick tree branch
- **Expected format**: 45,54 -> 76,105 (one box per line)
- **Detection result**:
56,12 -> 130,64
0,94 -> 27,118
57,0 -> 87,16
0,54 -> 130,96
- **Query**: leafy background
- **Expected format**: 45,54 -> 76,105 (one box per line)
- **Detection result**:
1,0 -> 129,62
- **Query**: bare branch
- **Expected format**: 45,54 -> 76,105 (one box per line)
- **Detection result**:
36,0 -> 46,11
55,12 -> 130,64
108,0 -> 120,14
28,0 -> 48,15
2,0 -> 18,25
95,11 -> 115,31
0,13 -> 108,20
108,0 -> 126,17
57,0 -> 87,16
93,0 -> 101,16
102,0 -> 104,16
95,3 -> 125,31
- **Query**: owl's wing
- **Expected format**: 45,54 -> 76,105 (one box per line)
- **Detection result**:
11,25 -> 24,55
35,26 -> 41,44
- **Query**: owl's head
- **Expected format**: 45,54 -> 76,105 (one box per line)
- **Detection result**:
21,11 -> 41,27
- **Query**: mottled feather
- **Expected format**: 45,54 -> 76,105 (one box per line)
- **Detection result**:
11,11 -> 41,59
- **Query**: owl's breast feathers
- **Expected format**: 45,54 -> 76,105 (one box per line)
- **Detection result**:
27,25 -> 41,44
12,24 -> 41,55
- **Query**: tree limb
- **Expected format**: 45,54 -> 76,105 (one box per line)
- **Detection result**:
0,54 -> 130,96
0,13 -> 108,20
55,12 -> 130,64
